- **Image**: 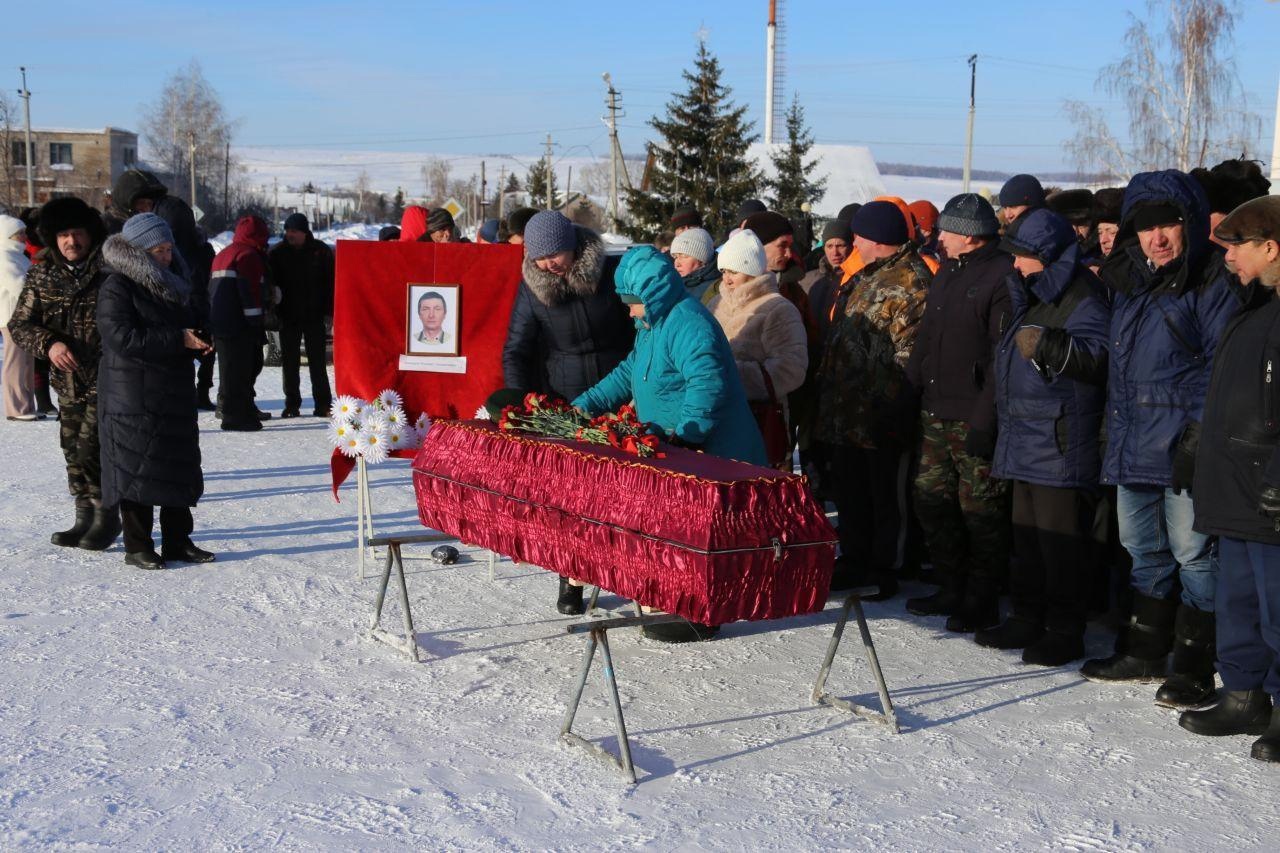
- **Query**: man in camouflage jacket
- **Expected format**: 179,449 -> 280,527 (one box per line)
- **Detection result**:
815,201 -> 932,594
6,197 -> 119,550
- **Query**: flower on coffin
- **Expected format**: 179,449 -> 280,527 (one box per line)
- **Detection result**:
375,388 -> 403,411
384,407 -> 407,427
386,426 -> 419,452
414,412 -> 431,434
362,413 -> 389,437
493,391 -> 665,458
474,406 -> 491,420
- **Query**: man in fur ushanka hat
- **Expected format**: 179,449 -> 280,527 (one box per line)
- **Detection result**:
5,196 -> 121,551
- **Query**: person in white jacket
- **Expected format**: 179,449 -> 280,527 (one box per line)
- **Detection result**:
0,215 -> 38,421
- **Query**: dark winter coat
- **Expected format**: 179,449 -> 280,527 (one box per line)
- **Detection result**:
97,235 -> 203,508
502,226 -> 634,401
6,244 -> 109,402
209,216 -> 270,337
681,262 -> 720,303
1098,169 -> 1244,487
992,212 -> 1110,489
799,257 -> 842,342
906,240 -> 1014,436
268,235 -> 334,326
1192,285 -> 1280,543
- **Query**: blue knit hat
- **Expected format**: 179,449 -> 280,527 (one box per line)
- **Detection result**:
121,212 -> 174,250
524,211 -> 577,259
850,201 -> 909,246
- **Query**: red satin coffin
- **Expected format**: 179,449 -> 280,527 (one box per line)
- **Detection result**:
412,420 -> 837,625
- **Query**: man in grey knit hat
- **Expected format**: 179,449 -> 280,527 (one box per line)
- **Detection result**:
904,193 -> 1013,634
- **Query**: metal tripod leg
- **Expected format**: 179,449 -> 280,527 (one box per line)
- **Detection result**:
367,541 -> 421,662
812,591 -> 899,733
559,613 -> 682,782
560,626 -> 637,783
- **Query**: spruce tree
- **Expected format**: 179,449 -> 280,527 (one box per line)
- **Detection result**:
625,40 -> 760,240
526,157 -> 560,209
766,95 -> 826,215
392,188 -> 406,220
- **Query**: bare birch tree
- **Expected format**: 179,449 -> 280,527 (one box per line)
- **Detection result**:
1064,0 -> 1262,180
140,61 -> 237,216
421,157 -> 451,206
0,92 -> 20,211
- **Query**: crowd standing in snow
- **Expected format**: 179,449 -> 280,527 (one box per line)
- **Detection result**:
4,157 -> 1280,764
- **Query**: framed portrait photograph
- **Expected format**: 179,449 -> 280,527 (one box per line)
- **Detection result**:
406,283 -> 461,357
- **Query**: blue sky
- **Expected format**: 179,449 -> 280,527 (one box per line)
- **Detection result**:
13,0 -> 1280,174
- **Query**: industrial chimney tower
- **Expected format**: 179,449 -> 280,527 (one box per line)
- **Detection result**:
764,0 -> 787,145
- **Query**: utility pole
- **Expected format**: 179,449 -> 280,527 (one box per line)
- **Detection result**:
18,67 -> 34,205
962,54 -> 977,193
187,130 -> 197,208
544,133 -> 554,210
223,139 -> 230,223
273,177 -> 279,227
480,160 -> 487,222
602,72 -> 624,231
497,165 -> 507,220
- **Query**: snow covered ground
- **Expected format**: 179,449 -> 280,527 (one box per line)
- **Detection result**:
1,363 -> 1276,849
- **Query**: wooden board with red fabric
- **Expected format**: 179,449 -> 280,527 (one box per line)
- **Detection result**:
412,420 -> 837,625
329,240 -> 524,495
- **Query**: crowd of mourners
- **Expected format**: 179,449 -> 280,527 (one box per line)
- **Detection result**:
4,157 -> 1280,765
491,162 -> 1280,766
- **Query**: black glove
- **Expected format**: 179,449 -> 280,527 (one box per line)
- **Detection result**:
1170,422 -> 1201,494
964,428 -> 996,461
1258,485 -> 1280,520
667,434 -> 704,452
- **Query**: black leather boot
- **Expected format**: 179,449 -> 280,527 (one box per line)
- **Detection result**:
556,577 -> 584,615
1179,690 -> 1272,737
196,388 -> 216,411
1023,612 -> 1086,667
51,500 -> 94,548
161,539 -> 216,564
1252,706 -> 1280,762
975,613 -> 1044,650
906,579 -> 963,617
945,584 -> 1000,634
1080,592 -> 1176,683
77,505 -> 122,551
1155,605 -> 1217,708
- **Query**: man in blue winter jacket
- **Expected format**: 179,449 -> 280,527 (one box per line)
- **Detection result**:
1081,170 -> 1244,710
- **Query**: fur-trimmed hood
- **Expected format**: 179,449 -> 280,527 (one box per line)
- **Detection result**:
520,226 -> 607,306
102,234 -> 192,304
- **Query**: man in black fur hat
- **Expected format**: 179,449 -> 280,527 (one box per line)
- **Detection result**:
1192,159 -> 1272,247
7,196 -> 121,551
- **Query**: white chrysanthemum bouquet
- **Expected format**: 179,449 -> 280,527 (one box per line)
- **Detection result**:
328,389 -> 430,462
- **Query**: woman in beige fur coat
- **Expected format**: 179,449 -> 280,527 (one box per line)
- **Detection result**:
708,229 -> 808,445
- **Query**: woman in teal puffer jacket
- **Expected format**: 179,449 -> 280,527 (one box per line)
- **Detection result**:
573,245 -> 766,467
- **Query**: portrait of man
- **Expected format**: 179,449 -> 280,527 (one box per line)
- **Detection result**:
406,284 -> 460,355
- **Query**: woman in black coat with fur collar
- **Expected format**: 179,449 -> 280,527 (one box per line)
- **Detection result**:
98,214 -> 216,569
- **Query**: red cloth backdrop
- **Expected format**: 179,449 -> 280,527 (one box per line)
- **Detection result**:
413,420 -> 837,624
329,240 -> 524,496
